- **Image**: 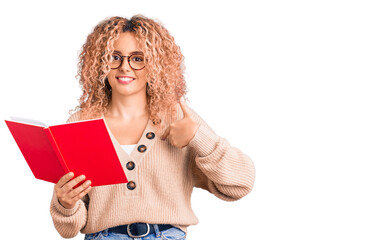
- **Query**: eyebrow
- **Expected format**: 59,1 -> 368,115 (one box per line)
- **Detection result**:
113,50 -> 144,55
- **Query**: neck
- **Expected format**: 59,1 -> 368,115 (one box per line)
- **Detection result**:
106,91 -> 150,121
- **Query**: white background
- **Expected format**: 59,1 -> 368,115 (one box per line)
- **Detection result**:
0,0 -> 390,239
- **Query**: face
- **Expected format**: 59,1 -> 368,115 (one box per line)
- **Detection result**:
106,31 -> 148,98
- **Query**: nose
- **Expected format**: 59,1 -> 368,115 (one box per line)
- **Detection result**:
119,56 -> 134,72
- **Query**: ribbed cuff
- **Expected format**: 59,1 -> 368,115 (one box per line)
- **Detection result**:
52,191 -> 82,216
188,124 -> 220,157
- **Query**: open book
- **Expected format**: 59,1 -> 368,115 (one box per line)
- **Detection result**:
5,117 -> 128,187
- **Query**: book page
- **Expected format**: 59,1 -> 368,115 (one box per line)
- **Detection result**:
9,116 -> 47,127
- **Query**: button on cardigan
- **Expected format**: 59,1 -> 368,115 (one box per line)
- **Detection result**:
50,103 -> 256,238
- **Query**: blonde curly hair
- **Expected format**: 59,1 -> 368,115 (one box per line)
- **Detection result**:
71,15 -> 187,133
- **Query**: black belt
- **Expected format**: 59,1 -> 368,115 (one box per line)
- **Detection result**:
108,223 -> 173,238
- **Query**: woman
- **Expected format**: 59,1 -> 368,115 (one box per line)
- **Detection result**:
50,15 -> 255,240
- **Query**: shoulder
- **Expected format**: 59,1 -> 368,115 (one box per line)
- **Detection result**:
66,111 -> 82,123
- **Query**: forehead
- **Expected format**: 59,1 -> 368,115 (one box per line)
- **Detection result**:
113,32 -> 140,54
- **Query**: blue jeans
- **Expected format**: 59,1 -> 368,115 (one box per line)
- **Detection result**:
84,225 -> 186,240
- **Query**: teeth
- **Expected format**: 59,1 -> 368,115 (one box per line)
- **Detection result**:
118,77 -> 134,81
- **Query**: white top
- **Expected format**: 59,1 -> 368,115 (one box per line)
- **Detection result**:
121,144 -> 137,155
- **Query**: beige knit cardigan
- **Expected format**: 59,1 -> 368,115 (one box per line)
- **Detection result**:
50,103 -> 256,238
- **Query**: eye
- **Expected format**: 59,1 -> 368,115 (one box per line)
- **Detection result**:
111,55 -> 121,61
132,55 -> 144,62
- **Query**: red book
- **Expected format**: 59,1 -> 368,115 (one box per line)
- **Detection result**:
5,117 -> 128,187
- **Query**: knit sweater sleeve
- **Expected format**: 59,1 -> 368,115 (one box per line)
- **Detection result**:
49,111 -> 88,238
50,193 -> 89,238
187,107 -> 256,201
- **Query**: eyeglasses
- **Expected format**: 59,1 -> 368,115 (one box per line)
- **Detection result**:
110,53 -> 146,70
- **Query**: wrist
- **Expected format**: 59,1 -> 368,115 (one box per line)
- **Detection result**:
58,198 -> 76,209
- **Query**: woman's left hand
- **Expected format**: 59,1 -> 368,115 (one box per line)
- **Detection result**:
160,99 -> 200,148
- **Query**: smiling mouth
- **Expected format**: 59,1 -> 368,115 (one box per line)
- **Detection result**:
116,77 -> 135,84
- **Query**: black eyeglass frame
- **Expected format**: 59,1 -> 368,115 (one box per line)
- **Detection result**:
110,53 -> 146,70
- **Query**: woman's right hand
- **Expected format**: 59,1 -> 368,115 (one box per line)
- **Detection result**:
54,172 -> 92,209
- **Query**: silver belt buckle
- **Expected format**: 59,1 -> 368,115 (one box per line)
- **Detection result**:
127,223 -> 150,238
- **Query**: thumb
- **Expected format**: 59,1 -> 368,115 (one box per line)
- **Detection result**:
179,98 -> 191,118
160,126 -> 171,140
